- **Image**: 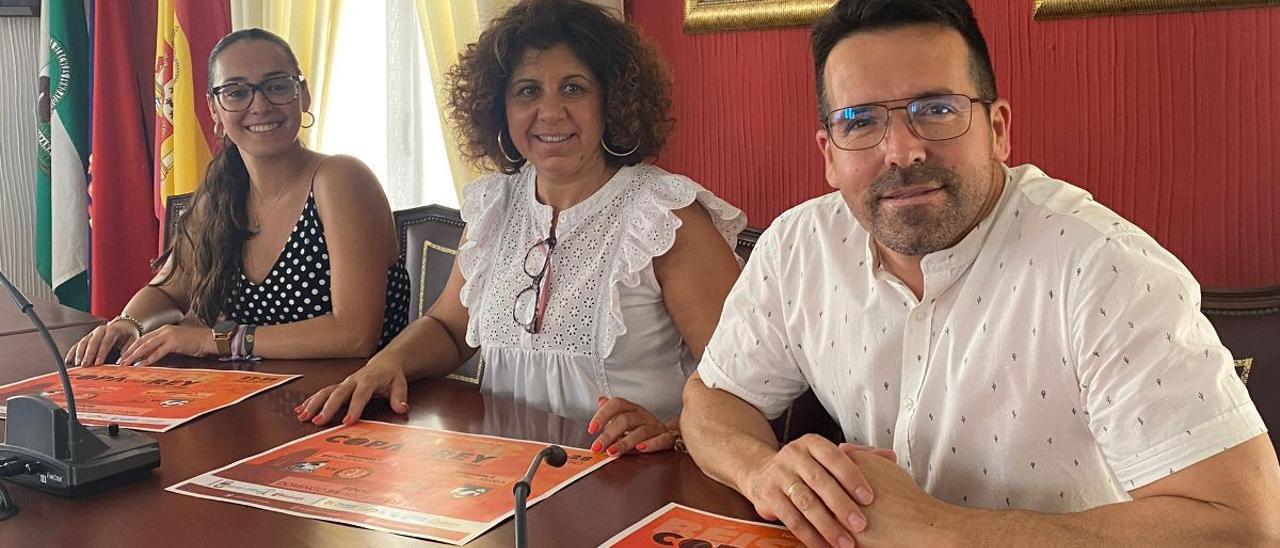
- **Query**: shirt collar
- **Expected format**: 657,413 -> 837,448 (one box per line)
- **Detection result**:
861,164 -> 1017,295
524,164 -> 631,239
917,164 -> 1016,294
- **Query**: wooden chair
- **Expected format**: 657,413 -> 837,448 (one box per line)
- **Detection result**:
393,205 -> 484,386
735,226 -> 762,260
162,192 -> 194,249
1201,286 -> 1280,453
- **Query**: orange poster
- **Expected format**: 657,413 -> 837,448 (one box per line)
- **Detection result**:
601,503 -> 802,547
0,365 -> 298,432
166,421 -> 612,544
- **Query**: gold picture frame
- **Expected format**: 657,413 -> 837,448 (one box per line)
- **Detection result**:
1034,0 -> 1280,20
684,0 -> 836,33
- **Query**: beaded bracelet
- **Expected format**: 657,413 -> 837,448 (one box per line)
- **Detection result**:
108,314 -> 145,338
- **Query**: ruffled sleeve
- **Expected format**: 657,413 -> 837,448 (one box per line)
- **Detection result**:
599,164 -> 748,357
458,172 -> 516,347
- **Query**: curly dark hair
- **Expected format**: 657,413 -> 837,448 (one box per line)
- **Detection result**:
445,0 -> 673,175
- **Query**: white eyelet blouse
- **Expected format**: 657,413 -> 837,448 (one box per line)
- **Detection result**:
458,164 -> 747,423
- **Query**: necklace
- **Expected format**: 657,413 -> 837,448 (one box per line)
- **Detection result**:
248,182 -> 290,239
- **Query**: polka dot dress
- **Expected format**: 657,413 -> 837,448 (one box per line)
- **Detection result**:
228,192 -> 411,349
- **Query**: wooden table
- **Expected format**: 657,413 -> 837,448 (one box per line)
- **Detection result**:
0,298 -> 102,336
0,324 -> 760,547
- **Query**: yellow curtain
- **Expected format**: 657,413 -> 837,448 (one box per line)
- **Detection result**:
229,0 -> 343,149
413,0 -> 622,202
414,0 -> 513,201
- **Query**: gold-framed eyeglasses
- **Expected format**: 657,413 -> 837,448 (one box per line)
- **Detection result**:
210,75 -> 305,112
824,93 -> 992,151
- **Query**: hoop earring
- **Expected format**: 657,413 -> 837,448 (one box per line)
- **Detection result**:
497,128 -> 523,163
213,122 -> 225,139
602,136 -> 639,157
301,110 -> 315,128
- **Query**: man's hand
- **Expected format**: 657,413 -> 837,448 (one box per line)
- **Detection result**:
742,434 -> 896,548
843,448 -> 964,548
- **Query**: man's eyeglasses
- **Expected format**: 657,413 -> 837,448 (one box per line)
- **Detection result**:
210,75 -> 305,112
824,93 -> 992,151
513,236 -> 556,334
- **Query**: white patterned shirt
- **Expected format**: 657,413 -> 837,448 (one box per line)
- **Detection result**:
698,164 -> 1266,511
460,164 -> 746,423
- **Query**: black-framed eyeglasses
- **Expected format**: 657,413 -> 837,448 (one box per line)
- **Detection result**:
824,94 -> 992,151
513,236 -> 556,334
210,75 -> 305,112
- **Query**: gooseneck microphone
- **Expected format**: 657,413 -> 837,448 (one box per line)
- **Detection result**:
512,444 -> 568,548
0,272 -> 84,456
0,270 -> 160,498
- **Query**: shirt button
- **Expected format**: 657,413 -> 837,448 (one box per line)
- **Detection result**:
914,311 -> 925,321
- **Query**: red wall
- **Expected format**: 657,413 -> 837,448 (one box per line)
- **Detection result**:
629,2 -> 1279,288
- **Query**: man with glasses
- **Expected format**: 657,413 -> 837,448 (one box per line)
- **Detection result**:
681,0 -> 1279,546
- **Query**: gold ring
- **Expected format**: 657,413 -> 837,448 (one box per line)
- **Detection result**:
785,481 -> 802,499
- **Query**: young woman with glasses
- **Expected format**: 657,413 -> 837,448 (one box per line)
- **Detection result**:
66,28 -> 411,367
298,0 -> 745,457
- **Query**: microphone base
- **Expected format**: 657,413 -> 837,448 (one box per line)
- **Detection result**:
0,395 -> 159,498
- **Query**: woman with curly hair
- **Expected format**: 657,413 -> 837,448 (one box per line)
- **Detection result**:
300,0 -> 745,455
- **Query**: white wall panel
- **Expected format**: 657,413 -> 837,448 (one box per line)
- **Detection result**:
0,16 -> 55,301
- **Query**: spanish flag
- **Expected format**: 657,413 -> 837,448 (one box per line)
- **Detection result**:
153,0 -> 230,219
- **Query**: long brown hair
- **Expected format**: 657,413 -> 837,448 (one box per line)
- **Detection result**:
153,28 -> 303,326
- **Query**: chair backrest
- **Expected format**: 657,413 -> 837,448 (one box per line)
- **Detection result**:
163,192 -> 194,249
393,204 -> 483,386
1201,286 -> 1280,453
736,227 -> 762,262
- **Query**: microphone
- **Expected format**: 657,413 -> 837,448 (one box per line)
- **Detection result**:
0,270 -> 160,498
512,444 -> 568,548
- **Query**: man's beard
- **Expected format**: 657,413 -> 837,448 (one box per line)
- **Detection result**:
861,163 -> 987,257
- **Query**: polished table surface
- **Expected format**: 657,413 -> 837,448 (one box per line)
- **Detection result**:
0,324 -> 761,547
0,298 -> 102,336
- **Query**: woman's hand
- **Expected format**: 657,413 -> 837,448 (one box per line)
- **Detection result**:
296,352 -> 410,426
116,325 -> 215,366
587,396 -> 676,455
65,321 -> 142,367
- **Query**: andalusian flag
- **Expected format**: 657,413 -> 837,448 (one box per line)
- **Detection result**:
153,0 -> 229,219
36,0 -> 91,311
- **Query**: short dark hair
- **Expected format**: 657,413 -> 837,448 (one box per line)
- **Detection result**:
811,0 -> 998,118
446,0 -> 673,174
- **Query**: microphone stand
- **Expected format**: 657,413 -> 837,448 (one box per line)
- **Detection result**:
513,445 -> 567,548
0,271 -> 160,498
0,273 -> 85,458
